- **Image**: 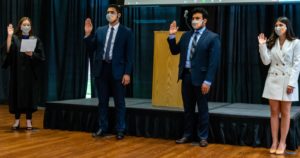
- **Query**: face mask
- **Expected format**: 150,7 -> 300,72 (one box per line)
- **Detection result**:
106,13 -> 118,23
274,26 -> 286,36
191,19 -> 203,30
21,25 -> 31,35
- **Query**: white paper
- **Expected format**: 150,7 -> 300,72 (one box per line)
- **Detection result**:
20,39 -> 37,52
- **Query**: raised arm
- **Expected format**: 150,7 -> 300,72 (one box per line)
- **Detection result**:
167,21 -> 180,55
83,18 -> 97,52
258,33 -> 271,65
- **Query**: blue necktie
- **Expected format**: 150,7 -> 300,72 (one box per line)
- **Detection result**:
105,27 -> 114,62
190,31 -> 200,60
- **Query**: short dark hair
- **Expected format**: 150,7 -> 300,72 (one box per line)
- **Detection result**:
191,7 -> 208,19
108,4 -> 121,14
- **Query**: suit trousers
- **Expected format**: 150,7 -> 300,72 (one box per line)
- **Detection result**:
95,61 -> 126,133
181,69 -> 209,140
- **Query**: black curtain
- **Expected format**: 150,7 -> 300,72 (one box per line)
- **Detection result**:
0,0 -> 45,104
122,6 -> 180,98
120,3 -> 300,104
0,0 -> 109,104
1,1 -> 300,105
45,0 -> 109,101
208,4 -> 300,104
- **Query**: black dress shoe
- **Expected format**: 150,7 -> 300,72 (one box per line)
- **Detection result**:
92,129 -> 106,137
199,139 -> 208,147
175,137 -> 191,144
116,132 -> 124,140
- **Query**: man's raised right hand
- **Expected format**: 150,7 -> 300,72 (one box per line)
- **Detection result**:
85,18 -> 93,37
169,20 -> 179,35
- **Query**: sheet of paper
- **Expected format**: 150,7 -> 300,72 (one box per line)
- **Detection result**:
20,39 -> 37,52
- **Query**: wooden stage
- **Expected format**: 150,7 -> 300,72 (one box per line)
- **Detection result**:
0,105 -> 299,157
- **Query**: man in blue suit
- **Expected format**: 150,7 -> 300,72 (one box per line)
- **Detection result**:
84,4 -> 134,140
167,8 -> 220,147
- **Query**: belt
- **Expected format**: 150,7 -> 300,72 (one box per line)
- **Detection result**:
184,68 -> 191,73
103,60 -> 112,64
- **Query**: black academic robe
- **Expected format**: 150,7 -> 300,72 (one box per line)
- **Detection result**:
1,35 -> 45,114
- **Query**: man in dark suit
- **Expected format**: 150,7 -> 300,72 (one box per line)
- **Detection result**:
84,4 -> 134,140
167,8 -> 220,147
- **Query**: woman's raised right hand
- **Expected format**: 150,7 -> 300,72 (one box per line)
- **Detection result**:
258,33 -> 267,44
7,24 -> 14,37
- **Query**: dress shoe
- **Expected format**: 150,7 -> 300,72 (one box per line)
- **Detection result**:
269,144 -> 278,154
26,120 -> 33,130
116,132 -> 124,140
269,148 -> 276,154
175,137 -> 191,144
11,120 -> 20,130
199,139 -> 208,147
92,129 -> 106,137
11,124 -> 20,130
275,144 -> 286,155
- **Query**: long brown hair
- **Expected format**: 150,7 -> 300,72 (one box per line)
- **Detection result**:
267,17 -> 296,49
15,17 -> 33,37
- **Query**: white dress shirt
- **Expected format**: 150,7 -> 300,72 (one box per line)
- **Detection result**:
103,23 -> 120,60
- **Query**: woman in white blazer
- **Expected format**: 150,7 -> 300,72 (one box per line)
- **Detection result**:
258,17 -> 300,155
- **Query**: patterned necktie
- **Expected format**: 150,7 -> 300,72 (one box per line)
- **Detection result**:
105,27 -> 114,62
190,31 -> 200,60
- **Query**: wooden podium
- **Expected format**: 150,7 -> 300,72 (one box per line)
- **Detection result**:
152,31 -> 184,108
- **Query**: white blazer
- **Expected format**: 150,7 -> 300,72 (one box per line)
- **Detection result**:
259,39 -> 300,101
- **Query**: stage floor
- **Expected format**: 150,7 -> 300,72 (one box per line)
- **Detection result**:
47,98 -> 300,117
44,98 -> 300,150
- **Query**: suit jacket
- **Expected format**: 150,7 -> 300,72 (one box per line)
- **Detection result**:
167,29 -> 221,86
84,24 -> 134,80
259,39 -> 300,101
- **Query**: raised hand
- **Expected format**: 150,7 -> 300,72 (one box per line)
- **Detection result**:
84,18 -> 93,37
258,33 -> 267,44
169,20 -> 179,35
6,24 -> 14,53
7,24 -> 14,37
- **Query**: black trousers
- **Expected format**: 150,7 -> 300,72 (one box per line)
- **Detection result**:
15,112 -> 32,119
181,69 -> 209,140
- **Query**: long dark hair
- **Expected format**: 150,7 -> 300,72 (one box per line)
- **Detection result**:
267,17 -> 296,49
15,17 -> 33,37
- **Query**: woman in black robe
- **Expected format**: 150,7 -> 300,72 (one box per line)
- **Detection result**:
1,17 -> 45,130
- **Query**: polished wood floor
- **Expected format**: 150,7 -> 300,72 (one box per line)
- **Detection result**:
0,105 -> 299,158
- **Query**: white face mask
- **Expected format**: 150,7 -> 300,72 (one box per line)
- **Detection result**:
191,19 -> 203,30
106,13 -> 118,23
274,26 -> 286,36
21,25 -> 31,35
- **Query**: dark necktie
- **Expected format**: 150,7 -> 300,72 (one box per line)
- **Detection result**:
190,31 -> 200,60
105,27 -> 114,62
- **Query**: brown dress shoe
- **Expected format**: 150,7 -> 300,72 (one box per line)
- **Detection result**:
199,139 -> 208,147
175,137 -> 191,144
